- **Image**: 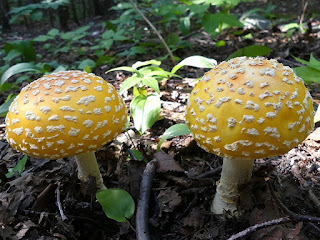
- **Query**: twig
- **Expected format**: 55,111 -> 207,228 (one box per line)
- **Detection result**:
129,0 -> 176,65
195,167 -> 222,179
136,159 -> 157,240
309,190 -> 320,211
56,183 -> 68,221
228,179 -> 320,239
227,216 -> 292,240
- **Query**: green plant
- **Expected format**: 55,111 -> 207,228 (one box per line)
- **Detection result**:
227,45 -> 271,60
0,94 -> 16,117
9,0 -> 69,24
6,155 -> 28,178
106,59 -> 178,134
96,189 -> 135,222
293,53 -> 320,84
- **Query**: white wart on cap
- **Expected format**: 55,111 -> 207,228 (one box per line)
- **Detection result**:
185,57 -> 314,160
5,70 -> 127,159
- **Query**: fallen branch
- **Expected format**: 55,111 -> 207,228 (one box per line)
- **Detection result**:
228,178 -> 320,239
56,183 -> 68,221
136,159 -> 157,240
129,0 -> 176,65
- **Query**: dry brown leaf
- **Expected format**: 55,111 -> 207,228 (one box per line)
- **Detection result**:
154,151 -> 184,173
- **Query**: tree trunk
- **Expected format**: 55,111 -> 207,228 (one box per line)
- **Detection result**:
70,0 -> 80,25
58,5 -> 70,31
0,0 -> 11,32
92,0 -> 103,16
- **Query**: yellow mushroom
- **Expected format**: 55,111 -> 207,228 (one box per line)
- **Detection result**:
185,57 -> 314,214
5,70 -> 127,190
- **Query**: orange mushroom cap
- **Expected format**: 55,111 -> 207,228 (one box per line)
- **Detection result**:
5,70 -> 127,159
185,57 -> 314,160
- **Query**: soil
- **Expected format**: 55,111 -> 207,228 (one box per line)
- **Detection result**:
0,1 -> 320,240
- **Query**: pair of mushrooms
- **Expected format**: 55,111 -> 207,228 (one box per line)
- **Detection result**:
5,57 -> 314,215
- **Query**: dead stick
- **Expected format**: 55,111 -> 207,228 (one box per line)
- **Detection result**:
227,216 -> 292,240
136,159 -> 157,240
128,0 -> 176,65
56,183 -> 68,221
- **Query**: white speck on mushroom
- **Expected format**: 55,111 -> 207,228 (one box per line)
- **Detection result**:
266,112 -> 277,119
224,142 -> 238,151
238,88 -> 245,95
217,79 -> 226,84
77,95 -> 96,106
257,117 -> 265,124
208,124 -> 217,132
64,115 -> 78,122
46,142 -> 54,148
103,130 -> 111,138
47,125 -> 65,133
11,118 -> 20,125
25,111 -> 40,121
228,117 -> 236,128
12,127 -> 24,136
71,79 -> 79,83
104,105 -> 111,113
94,86 -> 103,92
215,97 -> 231,108
254,149 -> 265,154
32,90 -> 40,96
48,115 -> 59,121
246,128 -> 259,136
229,74 -> 237,80
273,90 -> 281,95
260,82 -> 269,88
243,80 -> 254,88
201,75 -> 211,82
234,99 -> 243,105
298,124 -> 305,133
290,88 -> 299,100
34,126 -> 43,133
214,136 -> 221,142
53,80 -> 65,87
57,140 -> 65,145
65,86 -> 79,92
40,106 -> 51,114
245,101 -> 260,111
259,90 -> 272,100
264,127 -> 280,139
68,127 -> 80,136
95,120 -> 108,130
51,97 -> 59,103
216,87 -> 224,92
243,115 -> 254,122
83,120 -> 93,128
43,83 -> 51,89
60,106 -> 75,112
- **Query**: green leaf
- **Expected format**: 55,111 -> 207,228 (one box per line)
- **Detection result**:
314,105 -> 320,123
6,155 -> 28,178
293,66 -> 320,84
130,94 -> 161,134
78,59 -> 96,70
132,60 -> 161,69
106,66 -> 139,75
227,45 -> 271,60
119,76 -> 142,94
96,189 -> 135,222
157,124 -> 191,151
0,94 -> 15,117
141,76 -> 160,94
0,63 -> 41,86
172,55 -> 217,74
293,54 -> 320,71
202,13 -> 220,37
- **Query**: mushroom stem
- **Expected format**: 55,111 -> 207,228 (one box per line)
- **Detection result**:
75,152 -> 106,190
211,157 -> 255,214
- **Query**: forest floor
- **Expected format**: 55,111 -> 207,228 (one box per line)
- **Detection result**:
0,0 -> 320,239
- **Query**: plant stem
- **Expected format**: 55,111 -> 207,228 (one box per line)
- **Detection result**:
211,157 -> 255,214
129,0 -> 176,65
75,151 -> 106,190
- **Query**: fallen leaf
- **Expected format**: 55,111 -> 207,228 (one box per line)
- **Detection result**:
154,151 -> 184,173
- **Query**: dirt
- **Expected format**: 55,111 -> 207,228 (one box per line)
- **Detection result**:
0,0 -> 320,239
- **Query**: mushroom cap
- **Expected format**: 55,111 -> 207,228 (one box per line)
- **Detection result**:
185,57 -> 314,160
5,70 -> 127,159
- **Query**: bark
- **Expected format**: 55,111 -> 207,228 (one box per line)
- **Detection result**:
58,4 -> 70,31
0,0 -> 11,32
